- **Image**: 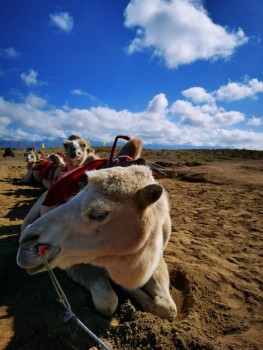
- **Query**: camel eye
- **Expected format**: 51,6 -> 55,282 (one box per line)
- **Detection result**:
89,211 -> 109,221
80,142 -> 86,148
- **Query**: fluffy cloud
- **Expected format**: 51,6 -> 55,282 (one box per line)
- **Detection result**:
182,78 -> 263,104
182,87 -> 215,104
124,0 -> 248,68
170,100 -> 244,127
0,89 -> 262,149
146,93 -> 168,114
25,94 -> 47,109
49,12 -> 74,32
20,69 -> 39,86
247,116 -> 263,126
0,47 -> 19,59
215,78 -> 263,101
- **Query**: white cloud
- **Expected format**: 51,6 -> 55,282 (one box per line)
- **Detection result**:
146,93 -> 168,114
0,47 -> 19,59
247,116 -> 263,126
20,69 -> 39,86
182,87 -> 215,104
170,100 -> 244,127
49,12 -> 74,32
124,0 -> 248,68
71,89 -> 96,100
25,94 -> 47,109
0,80 -> 262,149
215,78 -> 263,101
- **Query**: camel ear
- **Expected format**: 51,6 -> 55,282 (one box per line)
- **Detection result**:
137,184 -> 163,209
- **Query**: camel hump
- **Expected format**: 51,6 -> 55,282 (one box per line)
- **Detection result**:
116,137 -> 143,160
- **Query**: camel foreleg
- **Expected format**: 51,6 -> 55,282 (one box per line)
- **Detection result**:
67,264 -> 118,317
23,169 -> 33,183
127,256 -> 177,320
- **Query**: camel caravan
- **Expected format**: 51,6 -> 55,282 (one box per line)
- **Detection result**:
23,135 -> 97,189
17,135 -> 177,320
23,150 -> 66,187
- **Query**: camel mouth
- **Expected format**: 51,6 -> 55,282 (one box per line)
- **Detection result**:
68,151 -> 82,159
26,248 -> 60,275
17,245 -> 61,274
26,263 -> 45,275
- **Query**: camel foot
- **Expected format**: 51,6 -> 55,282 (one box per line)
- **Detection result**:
89,282 -> 118,316
127,288 -> 177,320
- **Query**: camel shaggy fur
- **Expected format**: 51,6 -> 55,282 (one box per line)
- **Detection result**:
17,164 -> 177,319
63,134 -> 99,171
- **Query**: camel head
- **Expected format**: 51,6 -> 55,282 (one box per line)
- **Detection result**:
26,150 -> 37,164
63,134 -> 94,167
17,165 -> 170,289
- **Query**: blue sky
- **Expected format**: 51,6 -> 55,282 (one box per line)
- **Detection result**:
0,0 -> 263,149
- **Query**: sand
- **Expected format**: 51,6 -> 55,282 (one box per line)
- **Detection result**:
0,148 -> 262,350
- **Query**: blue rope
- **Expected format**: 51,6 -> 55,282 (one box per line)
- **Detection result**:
63,311 -> 111,350
39,248 -> 111,350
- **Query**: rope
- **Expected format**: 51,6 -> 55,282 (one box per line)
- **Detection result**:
145,160 -> 177,179
39,246 -> 111,350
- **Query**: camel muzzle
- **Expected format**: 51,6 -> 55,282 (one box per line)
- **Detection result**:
19,232 -> 40,248
17,231 -> 61,273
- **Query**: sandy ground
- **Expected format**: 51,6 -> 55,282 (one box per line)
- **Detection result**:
0,148 -> 262,350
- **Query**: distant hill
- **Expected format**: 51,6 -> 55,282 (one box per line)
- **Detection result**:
2,139 -> 261,151
0,139 -> 193,150
0,139 -> 105,150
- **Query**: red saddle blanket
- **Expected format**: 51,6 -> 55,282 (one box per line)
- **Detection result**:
33,160 -> 50,171
38,163 -> 54,180
42,159 -> 107,207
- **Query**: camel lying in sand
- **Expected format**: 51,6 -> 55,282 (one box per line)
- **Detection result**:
23,150 -> 46,184
19,138 -> 177,319
23,135 -> 95,186
23,151 -> 66,188
17,164 -> 177,320
41,134 -> 98,188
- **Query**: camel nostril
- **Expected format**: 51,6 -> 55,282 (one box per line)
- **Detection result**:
20,233 -> 39,248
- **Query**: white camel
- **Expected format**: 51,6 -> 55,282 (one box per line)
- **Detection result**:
23,151 -> 45,184
23,151 -> 66,189
17,163 -> 177,320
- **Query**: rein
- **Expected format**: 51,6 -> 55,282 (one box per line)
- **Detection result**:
39,245 -> 111,350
